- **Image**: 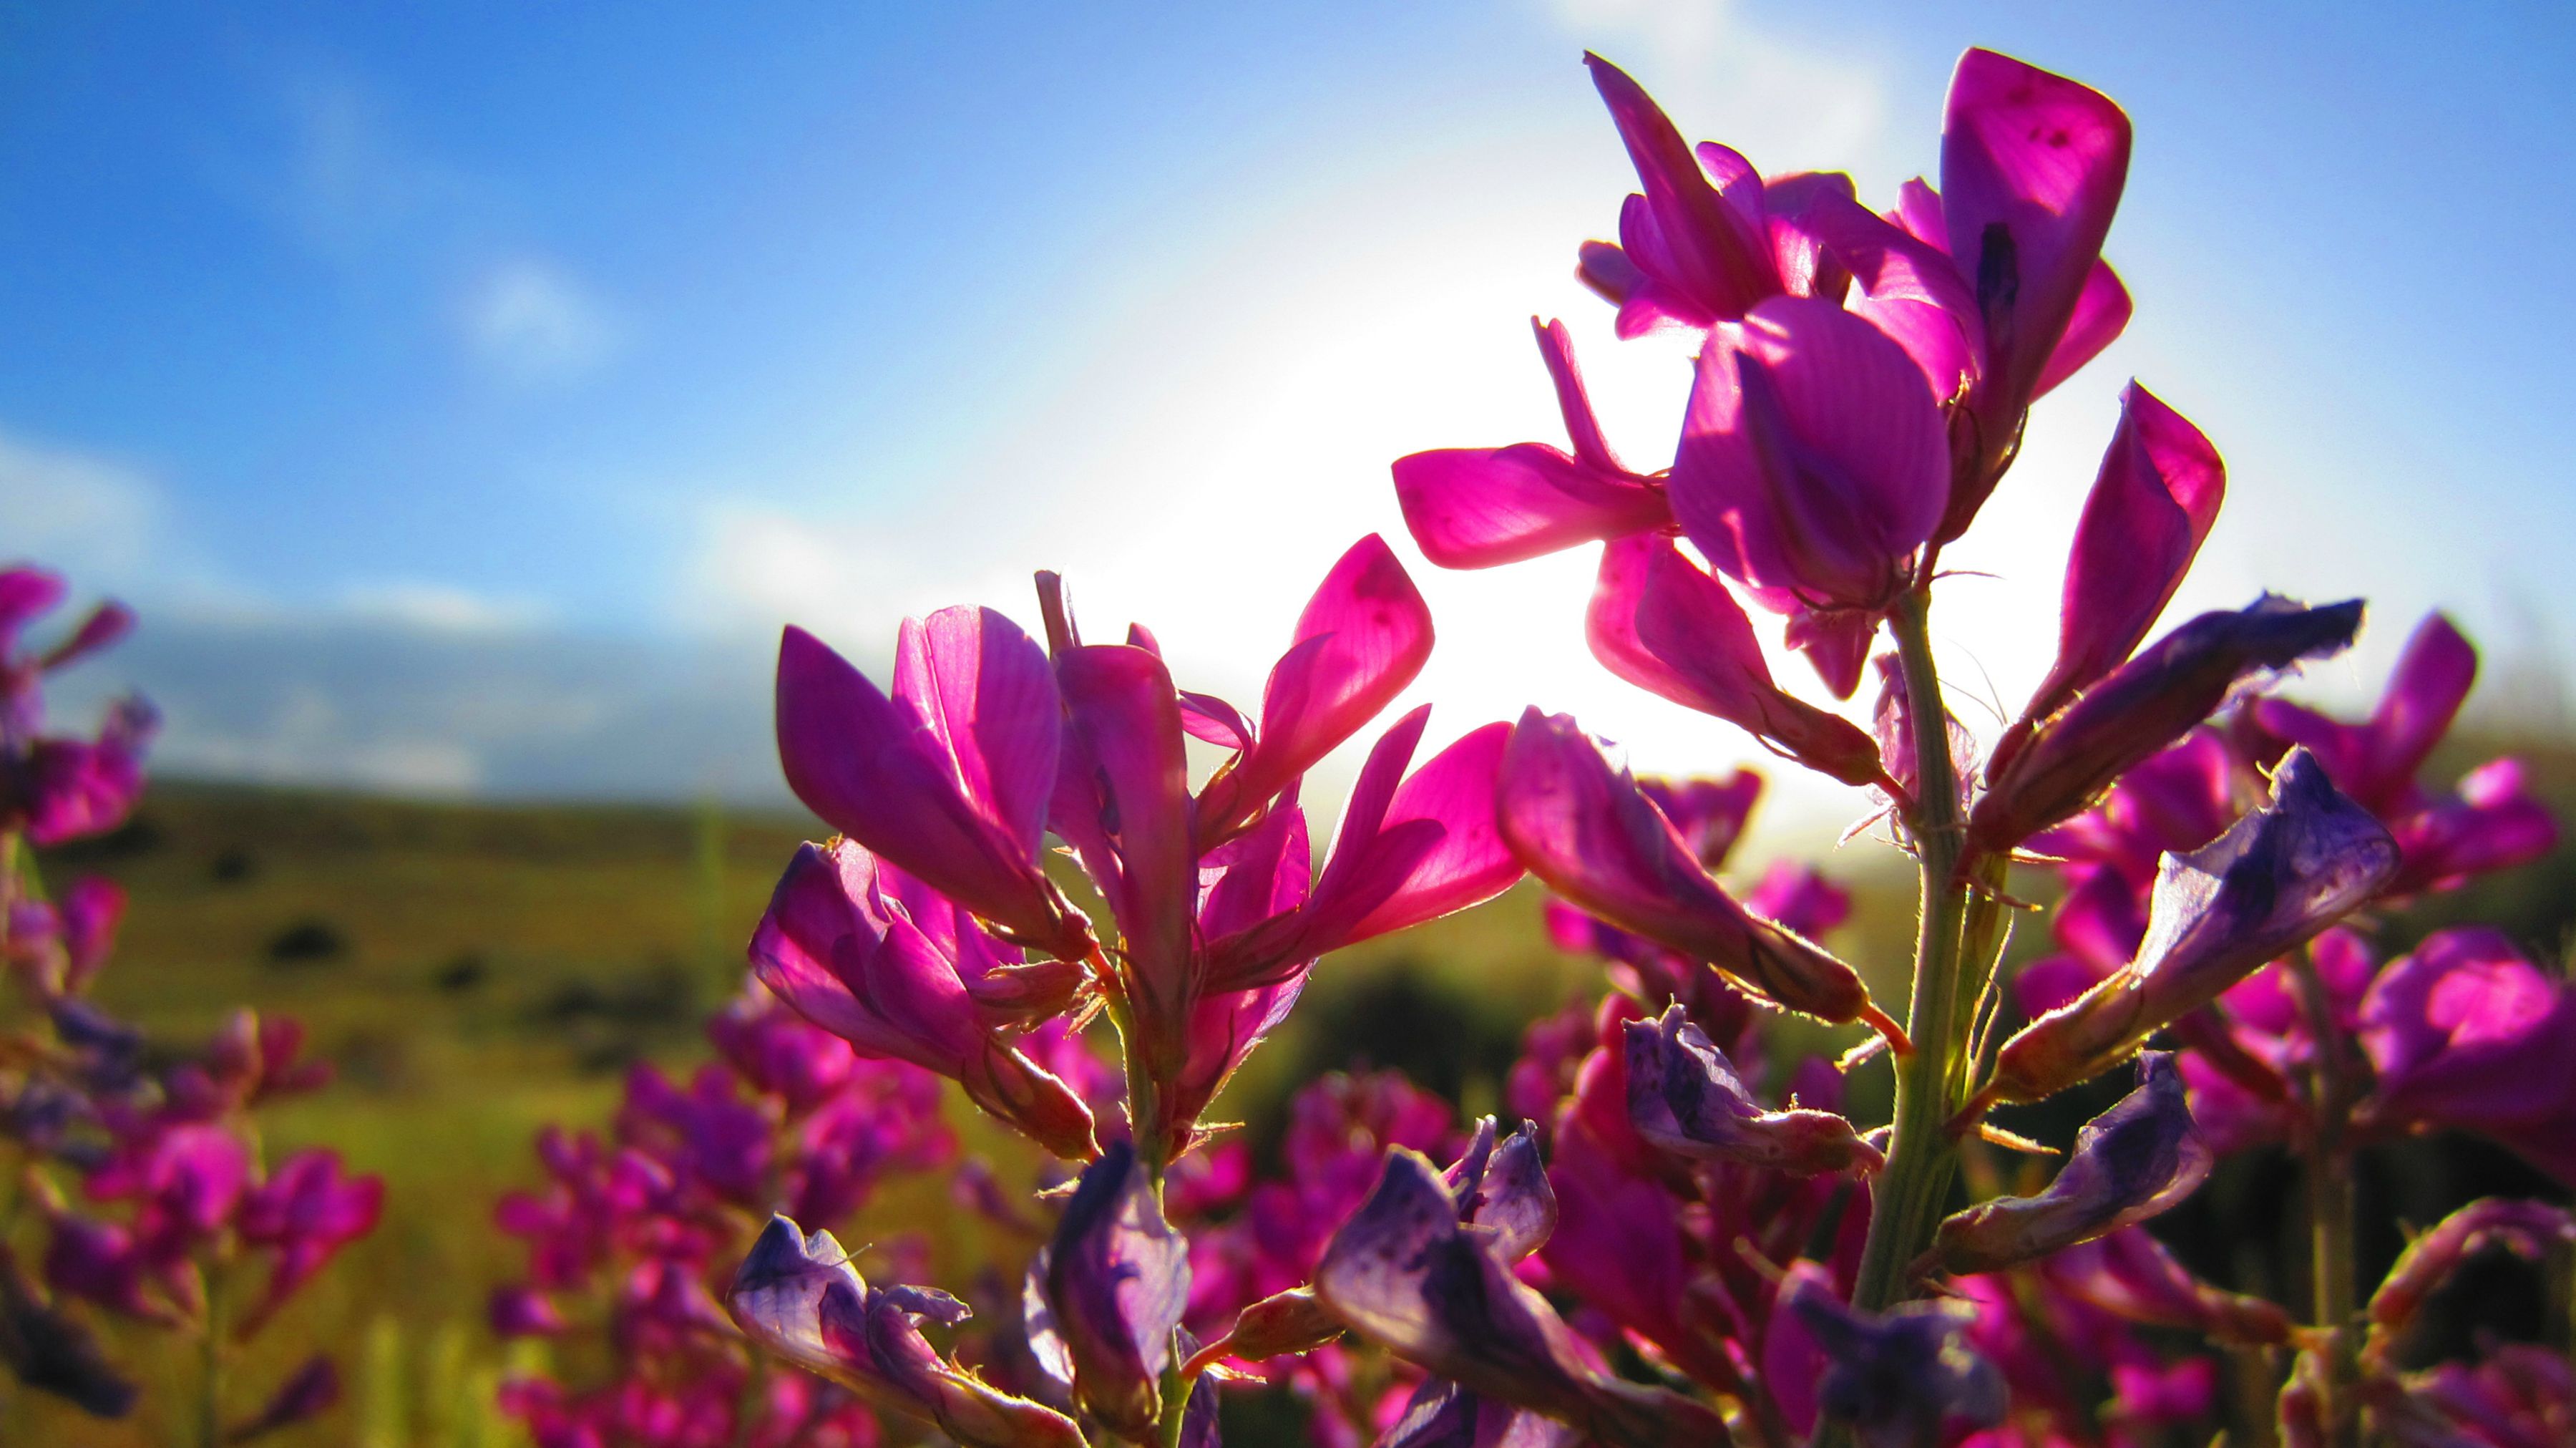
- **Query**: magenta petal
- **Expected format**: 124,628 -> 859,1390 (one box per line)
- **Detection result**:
1337,719 -> 1521,943
1497,709 -> 1880,1026
1393,443 -> 1669,571
1534,316 -> 1621,474
1923,1052 -> 2209,1275
2359,928 -> 2576,1142
2031,260 -> 2133,398
0,567 -> 67,652
893,608 -> 1063,863
750,842 -> 984,1076
2038,1227 -> 2295,1346
1038,1143 -> 1191,1437
1941,48 -> 2132,419
775,627 -> 1078,955
1056,644 -> 1196,1066
1202,536 -> 1433,840
2367,1199 -> 2576,1341
1584,53 -> 1779,323
2020,382 -> 2227,729
1669,297 -> 1948,613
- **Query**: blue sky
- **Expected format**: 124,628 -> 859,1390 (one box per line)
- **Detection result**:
6,1 -> 2572,820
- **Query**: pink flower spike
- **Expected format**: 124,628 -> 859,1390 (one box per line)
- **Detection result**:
1392,321 -> 1671,570
1669,296 -> 1949,616
1589,536 -> 1889,788
1497,709 -> 1898,1037
774,621 -> 1088,959
1197,535 -> 1433,845
2014,382 -> 2227,740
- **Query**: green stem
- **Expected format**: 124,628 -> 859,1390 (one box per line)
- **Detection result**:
1848,588 -> 1975,1313
2292,953 -> 2361,1448
199,1265 -> 226,1448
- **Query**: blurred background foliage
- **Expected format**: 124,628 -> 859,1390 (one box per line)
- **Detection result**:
9,729 -> 2570,1444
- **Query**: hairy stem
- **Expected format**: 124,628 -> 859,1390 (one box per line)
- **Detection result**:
1849,588 -> 1975,1313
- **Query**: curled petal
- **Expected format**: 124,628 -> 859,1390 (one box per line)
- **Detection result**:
1989,751 -> 2397,1103
1781,1273 -> 2006,1448
1969,594 -> 2363,851
1442,1117 -> 1558,1262
1498,709 -> 1889,1031
2365,1199 -> 2576,1352
1382,1378 -> 1580,1448
1624,1004 -> 1880,1175
1921,1052 -> 2208,1275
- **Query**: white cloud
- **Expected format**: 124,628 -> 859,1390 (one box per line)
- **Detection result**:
340,580 -> 550,634
0,427 -> 165,578
459,258 -> 621,383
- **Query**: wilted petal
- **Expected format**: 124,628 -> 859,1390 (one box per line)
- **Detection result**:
1442,1117 -> 1558,1262
1782,1273 -> 2006,1448
1316,1149 -> 1727,1447
0,1244 -> 135,1419
2016,383 -> 2226,734
2365,1199 -> 2576,1348
1197,535 -> 1433,845
775,626 -> 1084,956
1969,594 -> 2363,850
1382,1378 -> 1581,1448
1989,751 -> 2398,1103
1921,1053 -> 2208,1275
1498,710 -> 1892,1033
1670,297 -> 1948,613
1586,537 -> 1888,787
1038,1142 -> 1190,1437
731,1216 -> 1084,1448
1940,47 -> 2132,537
2037,1227 -> 2295,1346
1624,1005 -> 1880,1174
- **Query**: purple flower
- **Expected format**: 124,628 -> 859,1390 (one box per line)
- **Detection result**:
2256,613 -> 2558,895
1498,709 -> 1900,1039
1668,296 -> 1949,617
2358,928 -> 2576,1185
1584,536 -> 1891,787
1743,859 -> 1853,940
235,1149 -> 385,1331
1988,750 -> 2398,1104
728,1215 -> 1084,1448
1624,1004 -> 1882,1175
1392,319 -> 1671,569
1921,1053 -> 2209,1275
2001,382 -> 2225,770
774,610 -> 1093,960
1314,1147 -> 1729,1447
1380,1377 -> 1579,1448
226,1354 -> 341,1442
1776,1273 -> 2005,1448
1970,594 -> 2363,851
750,838 -> 1098,1160
1025,1142 -> 1191,1437
0,1242 -> 135,1419
9,698 -> 156,847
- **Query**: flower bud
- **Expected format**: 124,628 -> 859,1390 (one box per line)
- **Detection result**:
1624,1004 -> 1880,1175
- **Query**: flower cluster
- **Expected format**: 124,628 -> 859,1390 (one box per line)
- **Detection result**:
703,43 -> 2572,1448
0,565 -> 380,1442
490,986 -> 957,1447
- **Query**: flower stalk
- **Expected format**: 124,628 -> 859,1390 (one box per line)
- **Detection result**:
1851,587 -> 1974,1313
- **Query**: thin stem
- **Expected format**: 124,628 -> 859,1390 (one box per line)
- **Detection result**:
2288,951 -> 2361,1448
198,1263 -> 226,1448
1848,588 -> 1976,1313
